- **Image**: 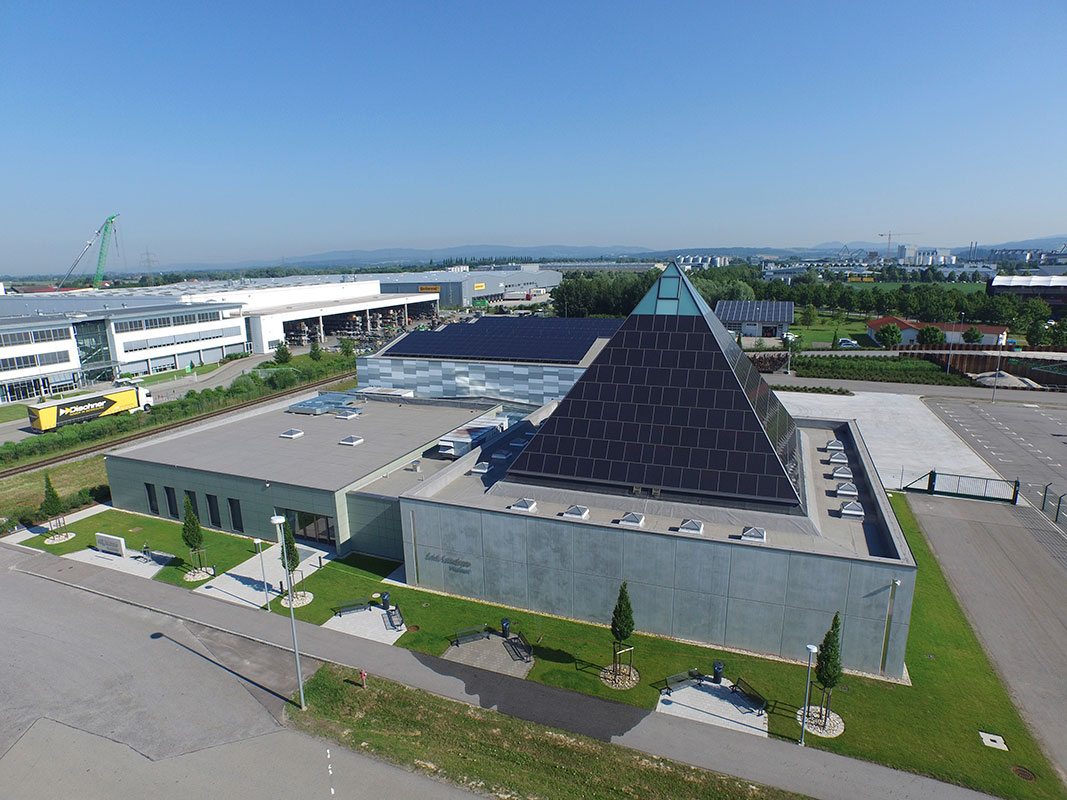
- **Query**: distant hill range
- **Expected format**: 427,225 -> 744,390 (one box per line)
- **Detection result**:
124,234 -> 1067,274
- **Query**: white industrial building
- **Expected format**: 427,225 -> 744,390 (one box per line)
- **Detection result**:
0,275 -> 440,402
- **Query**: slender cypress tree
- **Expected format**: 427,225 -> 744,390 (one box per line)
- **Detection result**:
182,496 -> 203,565
611,581 -> 634,643
281,519 -> 300,589
40,473 -> 63,532
815,612 -> 843,721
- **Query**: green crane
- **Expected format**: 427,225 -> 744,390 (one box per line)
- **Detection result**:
57,214 -> 120,290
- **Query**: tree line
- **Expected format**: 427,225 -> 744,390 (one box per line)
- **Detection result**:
550,265 -> 1053,336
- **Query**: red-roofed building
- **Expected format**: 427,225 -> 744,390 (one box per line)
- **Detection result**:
866,315 -> 1008,346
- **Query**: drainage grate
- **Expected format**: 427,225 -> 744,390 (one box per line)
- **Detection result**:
1012,766 -> 1036,782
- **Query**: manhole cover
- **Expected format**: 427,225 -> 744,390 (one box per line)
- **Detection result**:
926,654 -> 935,659
839,685 -> 849,692
407,625 -> 420,632
1012,766 -> 1036,782
422,602 -> 430,607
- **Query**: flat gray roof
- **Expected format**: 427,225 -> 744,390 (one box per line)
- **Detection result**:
404,413 -> 912,564
110,397 -> 492,492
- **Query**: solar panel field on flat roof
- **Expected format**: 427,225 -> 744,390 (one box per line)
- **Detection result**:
381,317 -> 623,364
713,301 -> 794,324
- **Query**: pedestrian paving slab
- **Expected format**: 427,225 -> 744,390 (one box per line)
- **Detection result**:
656,679 -> 768,738
321,605 -> 407,645
193,543 -> 331,609
439,633 -> 535,679
62,546 -> 168,579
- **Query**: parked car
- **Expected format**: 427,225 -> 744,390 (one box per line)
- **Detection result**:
782,331 -> 798,342
837,338 -> 860,349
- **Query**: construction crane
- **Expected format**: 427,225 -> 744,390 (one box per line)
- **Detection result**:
878,231 -> 918,261
57,214 -> 120,290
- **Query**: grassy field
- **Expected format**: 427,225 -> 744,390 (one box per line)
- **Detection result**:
282,497 -> 1066,799
19,509 -> 258,588
136,363 -> 220,386
0,403 -> 27,423
293,663 -> 805,800
0,455 -> 108,511
789,313 -> 876,346
793,355 -> 975,385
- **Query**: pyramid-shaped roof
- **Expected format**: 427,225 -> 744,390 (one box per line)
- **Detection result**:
506,263 -> 804,512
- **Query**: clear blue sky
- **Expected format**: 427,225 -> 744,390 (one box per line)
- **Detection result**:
1,1 -> 1064,273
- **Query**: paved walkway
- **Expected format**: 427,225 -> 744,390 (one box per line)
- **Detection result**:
63,546 -> 167,579
193,542 -> 331,609
4,543 -> 996,800
322,604 -> 407,645
4,502 -> 113,543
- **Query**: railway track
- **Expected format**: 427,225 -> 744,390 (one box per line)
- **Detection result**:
0,371 -> 357,480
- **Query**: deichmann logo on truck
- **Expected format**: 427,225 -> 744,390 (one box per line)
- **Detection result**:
57,396 -> 115,419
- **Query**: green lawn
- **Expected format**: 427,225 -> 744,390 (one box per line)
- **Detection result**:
789,313 -> 877,346
793,355 -> 975,386
20,509 -> 257,588
0,403 -> 27,424
281,498 -> 1066,799
0,455 -> 107,510
294,663 -> 804,800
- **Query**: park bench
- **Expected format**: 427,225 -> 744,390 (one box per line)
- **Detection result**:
731,676 -> 767,716
451,623 -> 490,646
334,597 -> 376,616
660,668 -> 704,696
512,631 -> 534,663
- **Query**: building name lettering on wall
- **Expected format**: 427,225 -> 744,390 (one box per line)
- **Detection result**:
424,552 -> 472,573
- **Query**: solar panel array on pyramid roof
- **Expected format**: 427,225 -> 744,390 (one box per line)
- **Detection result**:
505,263 -> 804,512
380,316 -> 623,364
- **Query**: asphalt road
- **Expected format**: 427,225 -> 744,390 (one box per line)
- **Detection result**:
926,398 -> 1067,558
906,496 -> 1067,786
3,543 -> 998,800
0,546 -> 475,800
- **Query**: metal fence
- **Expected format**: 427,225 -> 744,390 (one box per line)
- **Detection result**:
903,470 -> 1019,504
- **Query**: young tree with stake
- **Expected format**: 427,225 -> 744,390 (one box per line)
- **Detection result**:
815,612 -> 843,723
39,473 -> 63,533
181,496 -> 204,568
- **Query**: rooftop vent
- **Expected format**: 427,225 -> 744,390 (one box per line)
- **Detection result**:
491,451 -> 511,461
280,429 -> 304,439
338,435 -> 364,446
335,408 -> 361,420
840,500 -> 865,520
509,498 -> 537,513
679,519 -> 704,534
825,439 -> 845,452
561,504 -> 590,520
741,526 -> 767,542
832,465 -> 854,480
471,461 -> 491,474
410,460 -> 421,472
618,511 -> 645,528
828,452 -> 849,465
836,482 -> 859,497
509,438 -> 527,448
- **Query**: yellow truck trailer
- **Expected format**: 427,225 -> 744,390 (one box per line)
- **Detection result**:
28,385 -> 154,433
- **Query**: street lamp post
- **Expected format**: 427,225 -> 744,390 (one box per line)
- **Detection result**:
991,340 -> 1004,404
254,538 -> 270,611
799,643 -> 818,746
272,514 -> 306,710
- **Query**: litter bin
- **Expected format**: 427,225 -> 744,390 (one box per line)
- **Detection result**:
712,661 -> 724,685
381,591 -> 390,610
501,617 -> 511,638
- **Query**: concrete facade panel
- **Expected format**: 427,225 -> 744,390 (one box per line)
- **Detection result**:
440,507 -> 483,556
527,564 -> 572,618
624,531 -> 676,588
440,550 -> 484,598
671,590 -> 726,644
481,513 -> 528,564
780,606 -> 838,662
526,518 -> 571,568
785,553 -> 851,613
409,503 -> 441,548
725,597 -> 785,655
842,614 -> 888,674
673,539 -> 731,596
727,546 -> 790,605
845,563 -> 903,621
626,580 -> 674,636
571,572 -> 624,625
571,527 -> 625,578
482,557 -> 528,608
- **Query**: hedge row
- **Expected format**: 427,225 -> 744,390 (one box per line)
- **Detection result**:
769,384 -> 853,396
0,355 -> 356,468
791,356 -> 974,386
4,484 -> 111,531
